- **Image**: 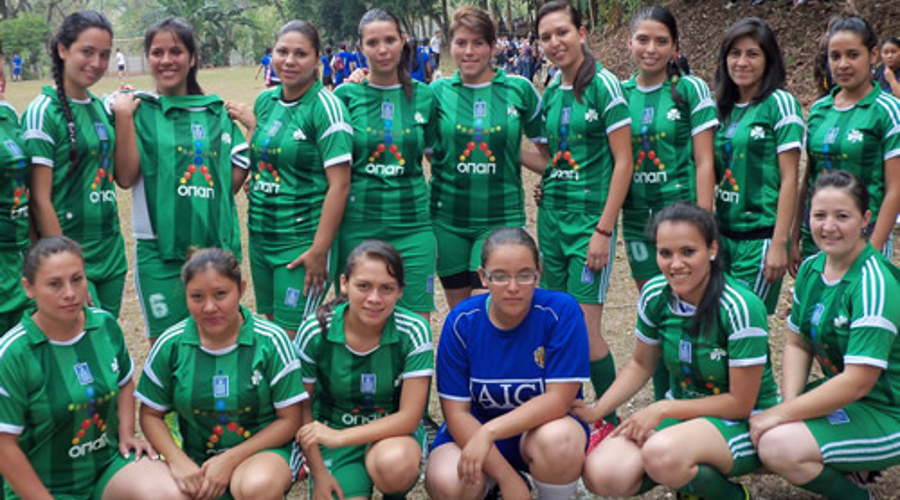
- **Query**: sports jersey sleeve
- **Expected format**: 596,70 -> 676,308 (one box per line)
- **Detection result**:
723,285 -> 770,367
396,311 -> 434,379
102,311 -> 134,386
876,94 -> 900,161
313,89 -> 353,168
682,76 -> 718,136
844,261 -> 900,369
788,258 -> 816,335
258,320 -> 308,408
635,277 -> 667,345
519,78 -> 545,142
544,297 -> 590,383
22,95 -> 60,168
595,69 -> 631,135
436,310 -> 471,402
423,86 -> 440,150
228,118 -> 250,170
0,339 -> 29,435
135,331 -> 177,412
294,316 -> 322,385
771,90 -> 804,154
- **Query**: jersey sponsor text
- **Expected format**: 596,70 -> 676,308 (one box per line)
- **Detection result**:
456,162 -> 496,175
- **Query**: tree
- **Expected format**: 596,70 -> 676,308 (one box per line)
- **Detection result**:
0,12 -> 50,78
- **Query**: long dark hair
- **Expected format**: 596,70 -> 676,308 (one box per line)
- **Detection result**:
144,17 -> 203,95
316,240 -> 405,330
359,9 -> 414,100
714,17 -> 785,123
23,236 -> 84,284
649,202 -> 724,338
630,6 -> 684,104
408,38 -> 420,73
49,10 -> 113,169
536,0 -> 595,103
278,20 -> 322,56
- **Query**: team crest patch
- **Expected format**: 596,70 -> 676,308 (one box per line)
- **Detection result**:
252,370 -> 263,386
580,265 -> 595,284
213,374 -> 229,398
833,315 -> 849,328
534,346 -> 545,369
584,109 -> 598,122
94,122 -> 109,141
111,357 -> 119,374
361,373 -> 376,394
750,126 -> 765,140
709,348 -> 726,361
192,124 -> 205,140
284,288 -> 301,308
4,139 -> 22,157
74,362 -> 94,385
426,275 -> 434,294
811,303 -> 825,327
267,120 -> 283,136
414,112 -> 426,124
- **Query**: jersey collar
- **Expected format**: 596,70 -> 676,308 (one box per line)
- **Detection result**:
825,84 -> 881,110
324,302 -> 400,346
270,80 -> 325,107
449,67 -> 508,87
182,305 -> 256,347
160,94 -> 224,115
808,243 -> 878,283
41,85 -> 98,105
22,306 -> 103,345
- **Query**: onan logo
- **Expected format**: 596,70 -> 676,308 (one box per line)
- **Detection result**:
716,187 -> 740,204
254,180 -> 281,194
365,163 -> 405,177
89,190 -> 116,203
178,185 -> 216,199
68,432 -> 110,458
549,169 -> 579,181
341,411 -> 386,427
633,171 -> 668,184
456,162 -> 496,175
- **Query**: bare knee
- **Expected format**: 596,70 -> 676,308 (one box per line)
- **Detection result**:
368,441 -> 421,493
425,447 -> 483,500
757,423 -> 812,474
642,432 -> 690,484
232,471 -> 286,500
582,439 -> 644,496
523,419 -> 585,482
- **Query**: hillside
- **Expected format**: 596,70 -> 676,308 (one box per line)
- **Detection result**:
590,0 -> 900,108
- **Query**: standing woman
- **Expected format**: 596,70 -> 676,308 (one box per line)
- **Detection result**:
0,99 -> 30,335
429,5 -> 545,309
795,16 -> 900,263
230,20 -> 352,337
425,228 -> 589,500
874,37 -> 900,99
535,0 -> 633,425
137,248 -> 306,500
712,17 -> 802,314
294,241 -> 433,500
111,17 -> 249,342
574,203 -> 778,500
333,9 -> 438,321
24,11 -> 127,317
751,171 -> 900,500
0,236 -> 186,500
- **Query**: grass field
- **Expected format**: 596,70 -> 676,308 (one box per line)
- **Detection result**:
4,66 -> 900,499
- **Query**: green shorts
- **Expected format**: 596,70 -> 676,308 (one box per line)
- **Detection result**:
657,416 -> 760,477
537,209 -> 615,304
89,453 -> 133,500
0,246 -> 30,334
79,233 -> 127,318
199,444 -> 301,500
338,219 -> 436,312
316,423 -> 427,499
432,218 -> 501,278
135,240 -> 188,339
719,236 -> 781,315
805,397 -> 900,472
249,235 -> 333,331
621,213 -> 658,281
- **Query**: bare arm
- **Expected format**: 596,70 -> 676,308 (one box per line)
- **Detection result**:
572,339 -> 659,423
140,404 -> 204,498
790,162 -> 811,277
765,148 -> 800,284
780,332 -> 814,402
29,165 -> 61,236
692,129 -> 715,211
586,126 -> 633,272
520,142 -> 549,175
111,92 -> 142,188
0,434 -> 55,500
298,385 -> 345,500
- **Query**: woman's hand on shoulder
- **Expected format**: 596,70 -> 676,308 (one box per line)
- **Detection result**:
117,434 -> 158,461
298,421 -> 345,449
225,101 -> 256,131
111,91 -> 141,118
346,68 -> 369,84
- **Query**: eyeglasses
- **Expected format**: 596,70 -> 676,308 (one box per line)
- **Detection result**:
481,269 -> 539,286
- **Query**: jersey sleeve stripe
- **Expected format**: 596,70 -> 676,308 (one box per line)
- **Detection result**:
25,95 -> 50,133
0,327 -> 27,361
255,320 -> 297,365
0,102 -> 17,116
438,393 -> 470,402
546,377 -> 590,383
294,320 -> 322,361
530,136 -> 548,144
722,285 -> 752,333
321,123 -> 354,140
119,357 -> 135,387
886,148 -> 900,161
30,156 -> 53,167
22,129 -> 55,144
787,316 -> 800,333
274,392 -> 309,409
396,313 -> 431,347
851,316 -> 898,334
324,153 -> 351,168
402,369 -> 434,379
692,97 -> 716,114
134,391 -> 170,412
691,118 -> 719,137
728,327 -> 768,341
729,355 -> 767,367
0,386 -> 8,397
318,90 -> 347,126
634,328 -> 660,345
533,304 -> 560,322
0,423 -> 25,435
596,69 -> 624,101
407,343 -> 434,357
256,329 -> 291,371
777,141 -> 802,153
875,94 -> 900,126
231,144 -> 250,169
316,90 -> 339,125
271,359 -> 301,387
862,258 -> 886,318
844,356 -> 888,369
606,117 -> 631,135
302,376 -> 317,384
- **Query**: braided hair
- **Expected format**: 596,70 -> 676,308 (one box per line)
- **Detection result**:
49,10 -> 113,169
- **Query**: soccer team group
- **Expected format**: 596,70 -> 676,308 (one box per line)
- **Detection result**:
0,1 -> 899,499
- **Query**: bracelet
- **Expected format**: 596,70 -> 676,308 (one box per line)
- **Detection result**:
594,226 -> 612,238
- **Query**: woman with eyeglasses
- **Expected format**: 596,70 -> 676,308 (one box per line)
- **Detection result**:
425,227 -> 589,500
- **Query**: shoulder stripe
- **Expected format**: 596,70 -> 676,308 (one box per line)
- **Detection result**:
635,327 -> 660,345
452,309 -> 481,350
0,326 -> 27,362
396,312 -> 430,347
862,257 -> 886,319
638,277 -> 668,328
721,285 -> 752,334
254,319 -> 296,369
317,89 -> 346,126
294,318 -> 324,363
684,75 -> 712,100
0,101 -> 18,116
26,94 -> 52,135
533,304 -> 560,322
875,94 -> 900,127
508,74 -> 543,122
142,322 -> 187,388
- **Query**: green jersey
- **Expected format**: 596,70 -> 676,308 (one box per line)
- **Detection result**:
636,275 -> 779,408
135,306 -> 306,464
106,92 -> 248,260
22,86 -> 120,241
805,86 -> 900,222
334,80 -> 436,224
0,102 -> 29,250
789,245 -> 900,413
248,82 -> 353,240
621,74 -> 718,216
714,90 -> 804,232
429,69 -> 544,227
541,62 -> 632,214
294,303 -> 433,430
0,307 -> 134,499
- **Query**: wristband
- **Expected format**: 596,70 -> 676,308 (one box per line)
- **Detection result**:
594,226 -> 612,238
